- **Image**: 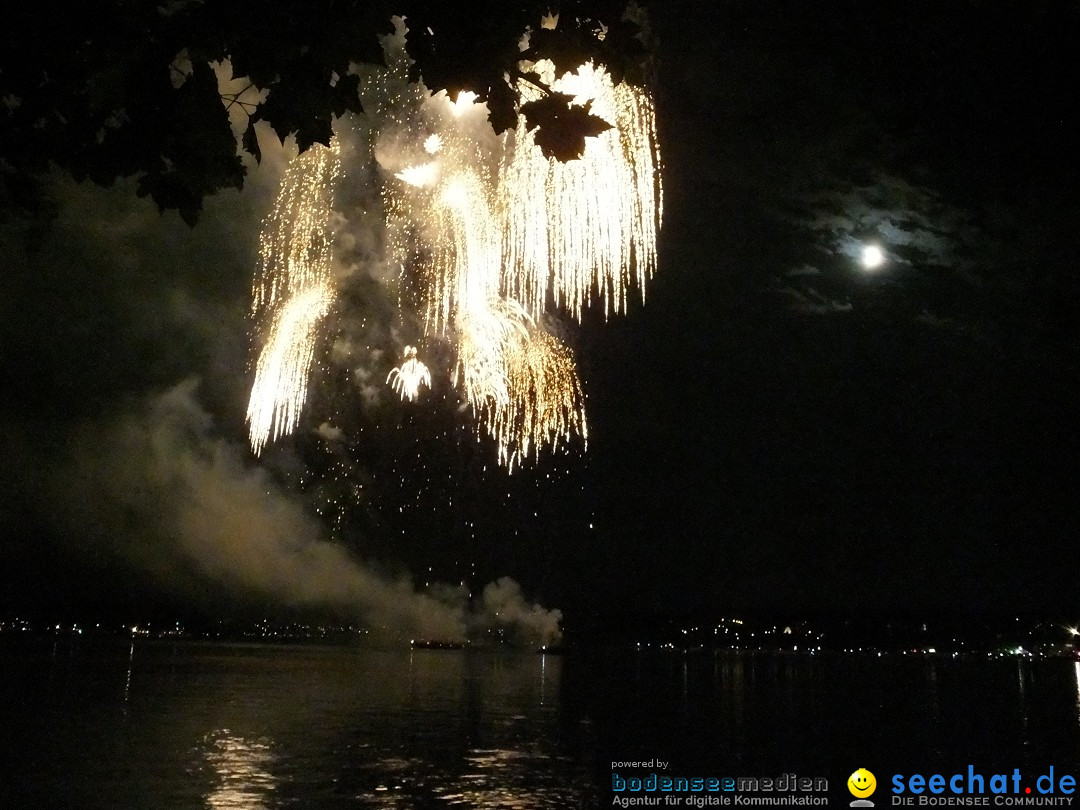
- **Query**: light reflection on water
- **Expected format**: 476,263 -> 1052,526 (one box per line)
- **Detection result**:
439,747 -> 580,808
2,642 -> 1080,809
349,746 -> 589,809
203,730 -> 277,810
1074,661 -> 1080,718
347,652 -> 590,808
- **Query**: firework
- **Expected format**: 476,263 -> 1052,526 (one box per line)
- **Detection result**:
423,134 -> 442,154
249,39 -> 661,470
483,324 -> 586,471
454,300 -> 530,411
247,140 -> 341,454
252,140 -> 341,316
247,283 -> 334,455
500,59 -> 662,321
455,302 -> 586,470
376,57 -> 658,467
394,162 -> 439,188
386,346 -> 432,401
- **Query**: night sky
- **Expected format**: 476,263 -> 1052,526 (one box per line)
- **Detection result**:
1,1 -> 1078,630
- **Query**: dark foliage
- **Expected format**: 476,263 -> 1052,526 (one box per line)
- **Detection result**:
0,0 -> 651,225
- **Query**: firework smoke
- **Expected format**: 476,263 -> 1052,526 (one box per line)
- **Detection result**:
2,115 -> 566,646
51,381 -> 562,645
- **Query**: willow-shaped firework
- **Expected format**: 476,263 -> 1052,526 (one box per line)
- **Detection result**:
247,140 -> 341,455
248,43 -> 661,470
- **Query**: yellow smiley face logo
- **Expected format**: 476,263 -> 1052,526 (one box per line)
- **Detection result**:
848,768 -> 877,798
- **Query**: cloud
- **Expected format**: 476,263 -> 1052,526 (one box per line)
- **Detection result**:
777,285 -> 853,315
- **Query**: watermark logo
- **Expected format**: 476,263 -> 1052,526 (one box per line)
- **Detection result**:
849,769 -> 878,808
890,766 -> 1076,805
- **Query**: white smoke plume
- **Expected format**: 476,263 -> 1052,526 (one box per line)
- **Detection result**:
49,379 -> 561,646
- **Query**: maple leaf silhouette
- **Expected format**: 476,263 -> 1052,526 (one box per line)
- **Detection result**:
520,93 -> 612,161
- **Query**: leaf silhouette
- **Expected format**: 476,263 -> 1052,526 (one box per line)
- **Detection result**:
520,94 -> 612,161
0,0 -> 652,225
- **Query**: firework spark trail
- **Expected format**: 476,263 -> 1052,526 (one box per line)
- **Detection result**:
390,125 -> 501,341
247,140 -> 341,454
454,301 -> 586,469
252,140 -> 341,316
425,149 -> 587,464
454,300 -> 530,412
386,346 -> 432,401
489,324 -> 586,470
500,60 -> 663,321
247,283 -> 334,455
440,172 -> 502,328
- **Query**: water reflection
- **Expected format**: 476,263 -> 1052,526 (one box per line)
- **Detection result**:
539,653 -> 548,706
124,642 -> 134,704
350,653 -> 584,808
7,643 -> 1080,809
352,746 -> 587,809
203,730 -> 277,810
1074,661 -> 1080,720
438,746 -> 585,808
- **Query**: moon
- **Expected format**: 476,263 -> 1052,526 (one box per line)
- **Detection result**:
860,244 -> 885,270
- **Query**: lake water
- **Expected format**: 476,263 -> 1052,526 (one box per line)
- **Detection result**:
1,641 -> 1078,808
